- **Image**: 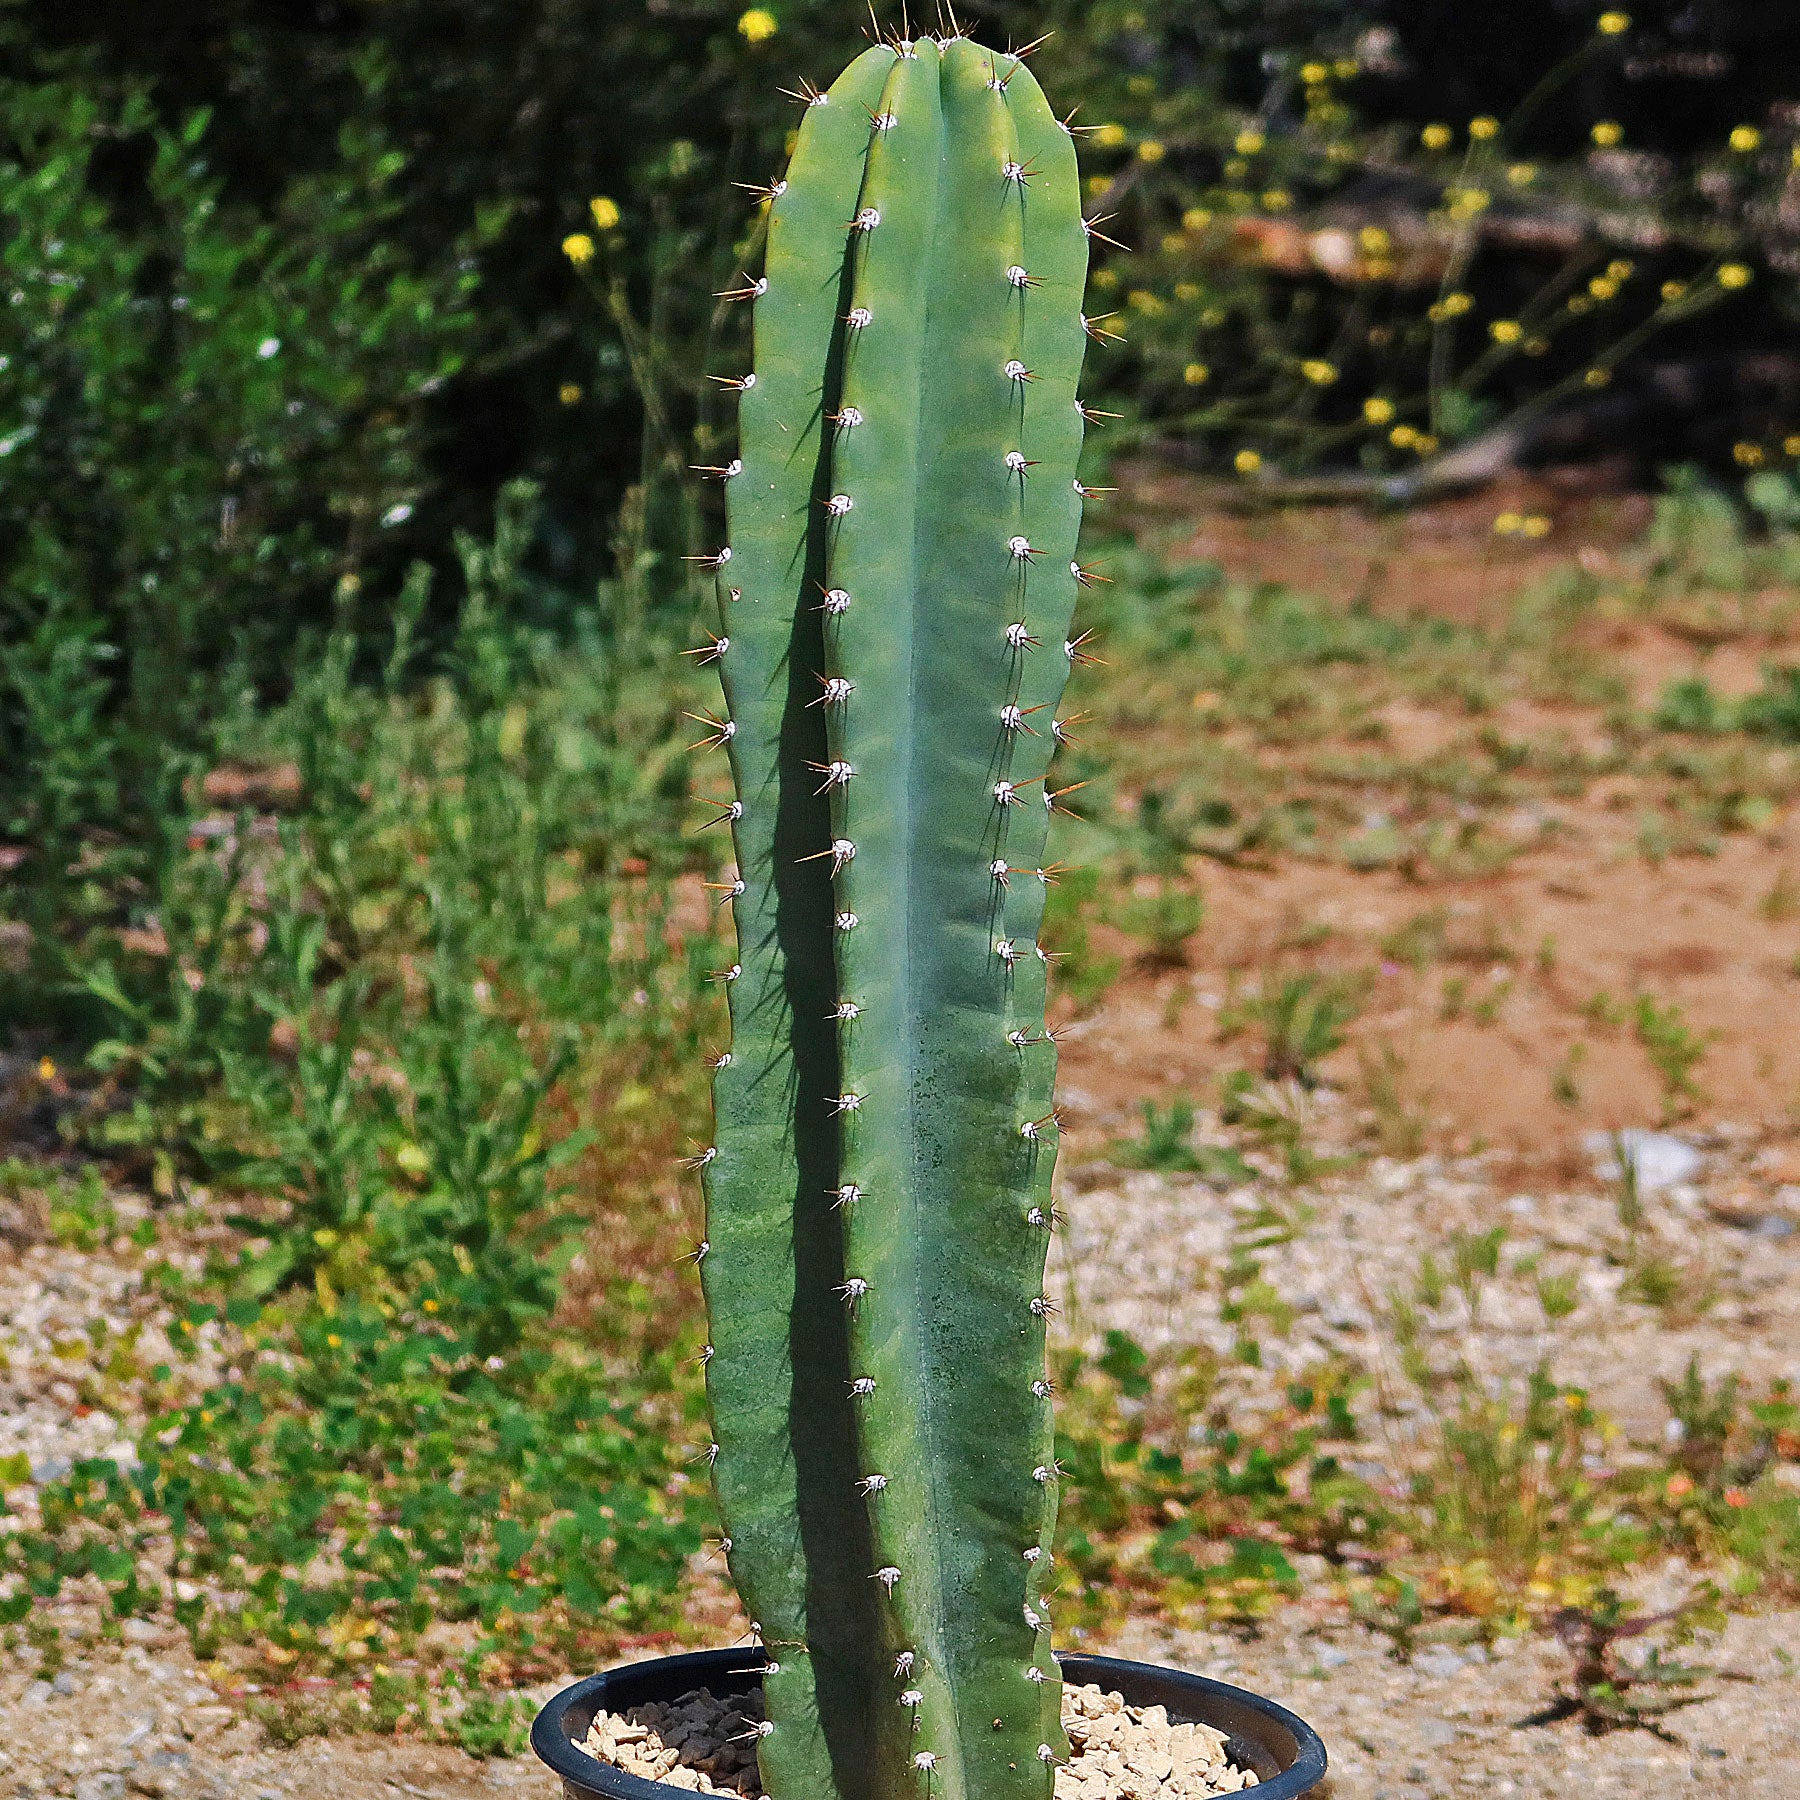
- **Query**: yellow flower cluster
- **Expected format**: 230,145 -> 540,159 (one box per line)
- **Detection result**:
590,196 -> 621,231
1729,125 -> 1762,153
1469,117 -> 1499,142
1362,397 -> 1395,425
1427,292 -> 1473,322
1183,362 -> 1210,386
1591,121 -> 1623,147
1598,12 -> 1630,34
1421,123 -> 1453,151
1489,319 -> 1523,344
1718,263 -> 1753,290
1234,449 -> 1262,475
1734,441 -> 1766,467
563,233 -> 595,266
1389,425 -> 1438,454
1300,359 -> 1337,386
737,8 -> 778,43
1493,512 -> 1552,538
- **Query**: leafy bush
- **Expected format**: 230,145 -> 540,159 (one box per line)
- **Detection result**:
0,57 -> 489,875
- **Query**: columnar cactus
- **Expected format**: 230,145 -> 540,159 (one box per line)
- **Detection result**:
696,33 -> 1091,1800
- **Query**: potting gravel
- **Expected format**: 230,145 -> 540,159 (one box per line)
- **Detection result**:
582,1682 -> 1259,1798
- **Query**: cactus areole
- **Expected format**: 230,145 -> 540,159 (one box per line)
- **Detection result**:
697,34 -> 1090,1800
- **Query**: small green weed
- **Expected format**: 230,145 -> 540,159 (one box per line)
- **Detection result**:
1222,970 -> 1367,1086
1109,1096 -> 1251,1185
1632,994 -> 1712,1121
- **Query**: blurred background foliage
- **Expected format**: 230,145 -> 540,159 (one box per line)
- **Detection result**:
7,0 -> 1800,813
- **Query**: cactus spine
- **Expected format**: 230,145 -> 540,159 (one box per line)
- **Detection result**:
698,34 -> 1089,1800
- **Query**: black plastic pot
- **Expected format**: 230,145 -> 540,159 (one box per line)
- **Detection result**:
532,1647 -> 1327,1800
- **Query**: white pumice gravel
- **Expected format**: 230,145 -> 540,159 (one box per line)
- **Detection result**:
583,1683 -> 1258,1798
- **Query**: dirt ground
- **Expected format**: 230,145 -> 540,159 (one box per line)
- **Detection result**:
1060,470 -> 1800,1154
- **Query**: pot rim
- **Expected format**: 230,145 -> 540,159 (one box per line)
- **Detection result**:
532,1647 -> 1327,1800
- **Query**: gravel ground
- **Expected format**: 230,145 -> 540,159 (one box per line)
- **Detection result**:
1051,1116 -> 1800,1448
4,1126 -> 1798,1797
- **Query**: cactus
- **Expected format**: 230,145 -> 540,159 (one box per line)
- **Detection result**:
696,32 -> 1091,1800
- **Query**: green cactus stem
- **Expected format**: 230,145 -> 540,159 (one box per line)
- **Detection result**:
698,33 -> 1091,1800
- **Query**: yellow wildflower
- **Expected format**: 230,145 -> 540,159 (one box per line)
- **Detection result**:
1493,512 -> 1523,536
1591,121 -> 1623,147
737,8 -> 778,43
1607,259 -> 1634,281
1389,425 -> 1419,449
1507,162 -> 1537,186
1262,189 -> 1292,211
37,1056 -> 55,1082
1598,12 -> 1630,34
1490,319 -> 1523,344
1090,267 -> 1119,289
1522,515 -> 1551,538
1785,436 -> 1800,458
1301,62 -> 1329,85
1469,117 -> 1499,141
1334,58 -> 1358,79
1363,397 -> 1395,425
1126,289 -> 1166,314
1421,123 -> 1452,151
1137,139 -> 1166,163
1427,291 -> 1473,321
562,232 -> 595,267
1589,276 -> 1619,300
1087,173 -> 1110,194
1182,207 -> 1213,231
1235,129 -> 1265,155
1174,282 -> 1201,301
327,1333 -> 343,1349
1094,122 -> 1127,148
1718,263 -> 1753,289
1300,359 -> 1338,386
1359,225 -> 1391,254
1183,362 -> 1211,386
1661,280 -> 1687,302
1234,449 -> 1263,475
1162,232 -> 1185,253
1729,125 -> 1762,153
1584,367 -> 1611,388
423,1298 -> 440,1313
590,196 -> 622,231
559,383 -> 583,406
1734,441 -> 1766,467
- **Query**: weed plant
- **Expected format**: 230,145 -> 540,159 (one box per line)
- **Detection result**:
1,486 -> 723,1680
